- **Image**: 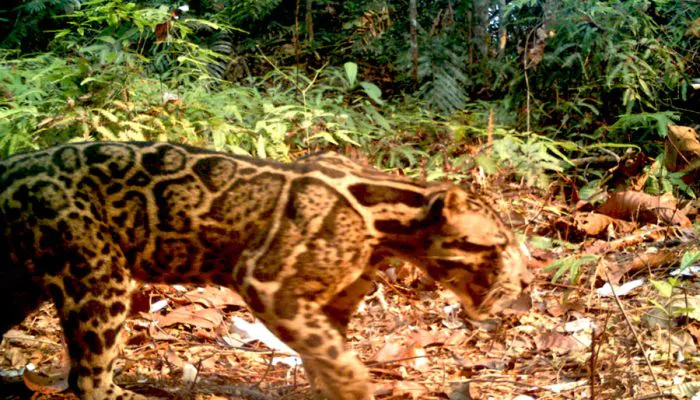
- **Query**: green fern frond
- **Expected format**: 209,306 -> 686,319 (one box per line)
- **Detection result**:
604,111 -> 679,138
414,36 -> 469,114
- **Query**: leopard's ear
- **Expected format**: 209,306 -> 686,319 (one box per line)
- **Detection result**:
424,191 -> 446,226
443,186 -> 469,215
431,187 -> 510,245
425,186 -> 468,225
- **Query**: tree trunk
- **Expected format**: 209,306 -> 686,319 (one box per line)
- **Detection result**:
498,0 -> 507,57
472,0 -> 490,58
306,0 -> 314,46
409,0 -> 418,86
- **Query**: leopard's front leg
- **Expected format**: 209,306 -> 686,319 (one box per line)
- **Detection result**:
254,297 -> 372,400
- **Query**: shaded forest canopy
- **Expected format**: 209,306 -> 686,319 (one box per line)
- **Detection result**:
0,0 -> 697,190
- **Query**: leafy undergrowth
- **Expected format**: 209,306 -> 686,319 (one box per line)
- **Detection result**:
0,181 -> 698,400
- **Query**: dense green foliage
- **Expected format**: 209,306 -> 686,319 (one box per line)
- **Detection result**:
0,0 -> 697,193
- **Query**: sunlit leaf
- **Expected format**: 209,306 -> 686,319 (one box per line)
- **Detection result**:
359,82 -> 383,105
344,62 -> 358,87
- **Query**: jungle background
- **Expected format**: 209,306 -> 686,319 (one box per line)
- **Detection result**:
0,0 -> 699,399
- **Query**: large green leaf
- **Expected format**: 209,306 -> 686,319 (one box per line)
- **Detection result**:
359,82 -> 383,105
344,62 -> 358,87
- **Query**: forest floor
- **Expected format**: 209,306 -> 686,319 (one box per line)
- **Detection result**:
1,184 -> 699,400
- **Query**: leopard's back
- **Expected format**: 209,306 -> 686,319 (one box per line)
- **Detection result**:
0,142 -> 352,285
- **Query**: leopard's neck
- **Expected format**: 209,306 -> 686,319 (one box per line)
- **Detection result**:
295,152 -> 450,240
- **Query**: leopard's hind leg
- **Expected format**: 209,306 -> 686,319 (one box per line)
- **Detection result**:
0,258 -> 48,335
41,221 -> 144,400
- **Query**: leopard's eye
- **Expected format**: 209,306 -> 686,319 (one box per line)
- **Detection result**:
441,238 -> 492,253
437,259 -> 467,270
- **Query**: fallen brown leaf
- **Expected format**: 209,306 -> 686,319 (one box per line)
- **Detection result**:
597,190 -> 691,226
544,299 -> 565,318
374,340 -> 410,363
603,226 -> 689,250
392,380 -> 430,399
605,250 -> 679,284
156,305 -> 224,329
22,369 -> 69,394
184,287 -> 246,309
688,323 -> 700,344
535,331 -> 587,354
573,212 -> 636,236
164,347 -> 186,368
651,329 -> 697,356
5,348 -> 27,369
666,125 -> 700,173
457,357 -> 508,371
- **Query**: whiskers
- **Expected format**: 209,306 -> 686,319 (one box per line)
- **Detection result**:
482,280 -> 522,310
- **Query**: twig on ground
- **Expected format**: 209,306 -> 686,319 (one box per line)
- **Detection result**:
603,269 -> 663,394
590,319 -> 596,400
201,385 -> 277,400
254,350 -> 276,390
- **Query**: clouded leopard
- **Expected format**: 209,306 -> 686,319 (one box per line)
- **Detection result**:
0,141 -> 530,400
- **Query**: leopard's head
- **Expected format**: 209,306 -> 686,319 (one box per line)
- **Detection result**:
418,186 -> 531,320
